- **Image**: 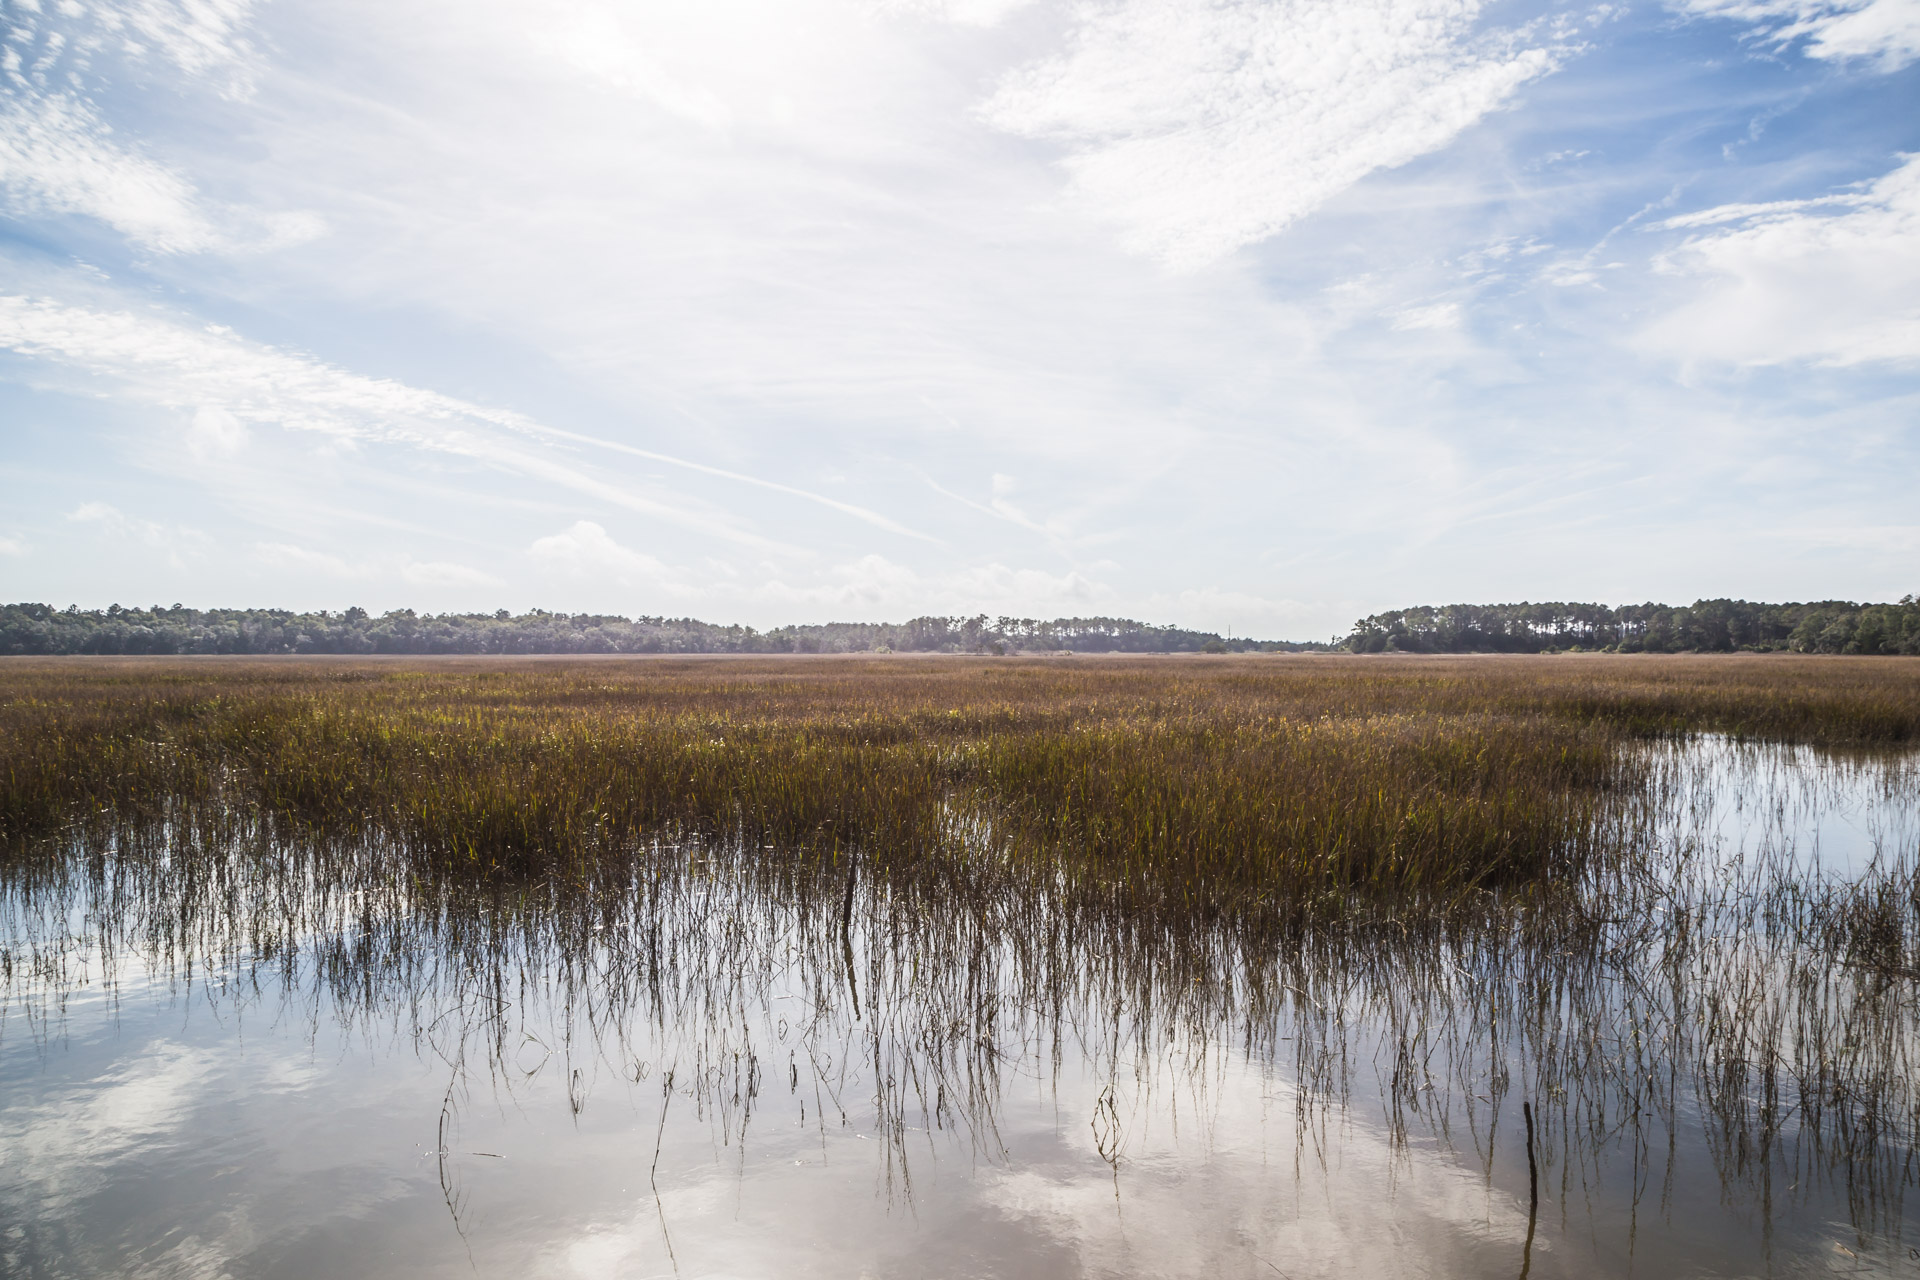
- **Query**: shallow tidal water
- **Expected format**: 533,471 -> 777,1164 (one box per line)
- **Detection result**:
4,739 -> 1918,1279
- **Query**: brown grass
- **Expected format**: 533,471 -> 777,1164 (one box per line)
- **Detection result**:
3,652 -> 1916,923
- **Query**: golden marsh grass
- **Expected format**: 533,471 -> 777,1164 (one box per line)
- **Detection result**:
4,653 -> 1917,923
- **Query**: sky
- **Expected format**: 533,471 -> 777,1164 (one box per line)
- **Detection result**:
0,0 -> 1915,640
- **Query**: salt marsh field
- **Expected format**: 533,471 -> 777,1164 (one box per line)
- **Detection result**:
2,656 -> 1917,1277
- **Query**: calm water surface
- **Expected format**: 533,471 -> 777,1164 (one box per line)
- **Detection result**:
3,739 -> 1917,1278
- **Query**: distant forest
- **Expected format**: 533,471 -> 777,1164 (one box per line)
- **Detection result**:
0,604 -> 1318,657
1342,597 -> 1920,655
4,596 -> 1916,657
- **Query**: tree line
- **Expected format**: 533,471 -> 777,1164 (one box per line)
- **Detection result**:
0,604 -> 1321,657
1341,597 -> 1920,655
7,596 -> 1916,658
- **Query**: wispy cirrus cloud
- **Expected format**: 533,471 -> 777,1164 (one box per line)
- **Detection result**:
524,522 -> 1112,617
981,0 -> 1566,267
757,553 -> 1106,614
1642,154 -> 1920,367
0,295 -> 927,550
0,0 -> 261,251
1391,302 -> 1463,331
883,0 -> 1039,24
1,0 -> 1915,632
112,0 -> 263,86
253,540 -> 501,587
68,500 -> 210,568
1,0 -> 321,253
1675,0 -> 1920,71
0,92 -> 215,252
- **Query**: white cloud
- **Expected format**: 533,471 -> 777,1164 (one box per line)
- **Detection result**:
68,500 -> 210,566
114,0 -> 261,87
0,92 -> 217,252
948,561 -> 1105,607
1757,521 -> 1920,552
1143,586 -> 1337,637
1675,0 -> 1920,71
1657,192 -> 1870,230
253,540 -> 502,588
559,432 -> 934,542
2,0 -> 1912,631
187,404 -> 248,456
981,0 -> 1562,267
761,553 -> 924,609
531,6 -> 740,133
25,0 -> 1279,510
921,471 -> 1081,550
521,531 -> 1129,620
0,83 -> 325,252
750,555 -> 1112,617
523,0 -> 1021,139
400,559 -> 501,587
0,535 -> 26,557
883,0 -> 1039,25
253,541 -> 353,576
528,521 -> 675,587
0,295 -> 917,550
1642,154 -> 1920,367
0,1 -> 264,252
1541,261 -> 1599,287
1391,302 -> 1461,331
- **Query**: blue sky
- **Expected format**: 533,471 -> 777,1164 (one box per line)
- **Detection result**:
0,0 -> 1915,640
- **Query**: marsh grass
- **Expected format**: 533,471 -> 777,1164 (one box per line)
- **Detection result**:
10,653 -> 1915,927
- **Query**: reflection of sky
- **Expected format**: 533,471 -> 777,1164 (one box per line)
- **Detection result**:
538,1060 -> 1543,1280
3,1037 -> 219,1202
0,978 -> 445,1275
4,975 -> 1879,1278
1,1 -> 1917,634
8,981 -> 1550,1278
1648,736 -> 1920,878
7,825 -> 1916,1277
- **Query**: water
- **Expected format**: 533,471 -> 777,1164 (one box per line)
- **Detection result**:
6,995 -> 1543,1278
1648,734 -> 1920,878
3,739 -> 1918,1278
